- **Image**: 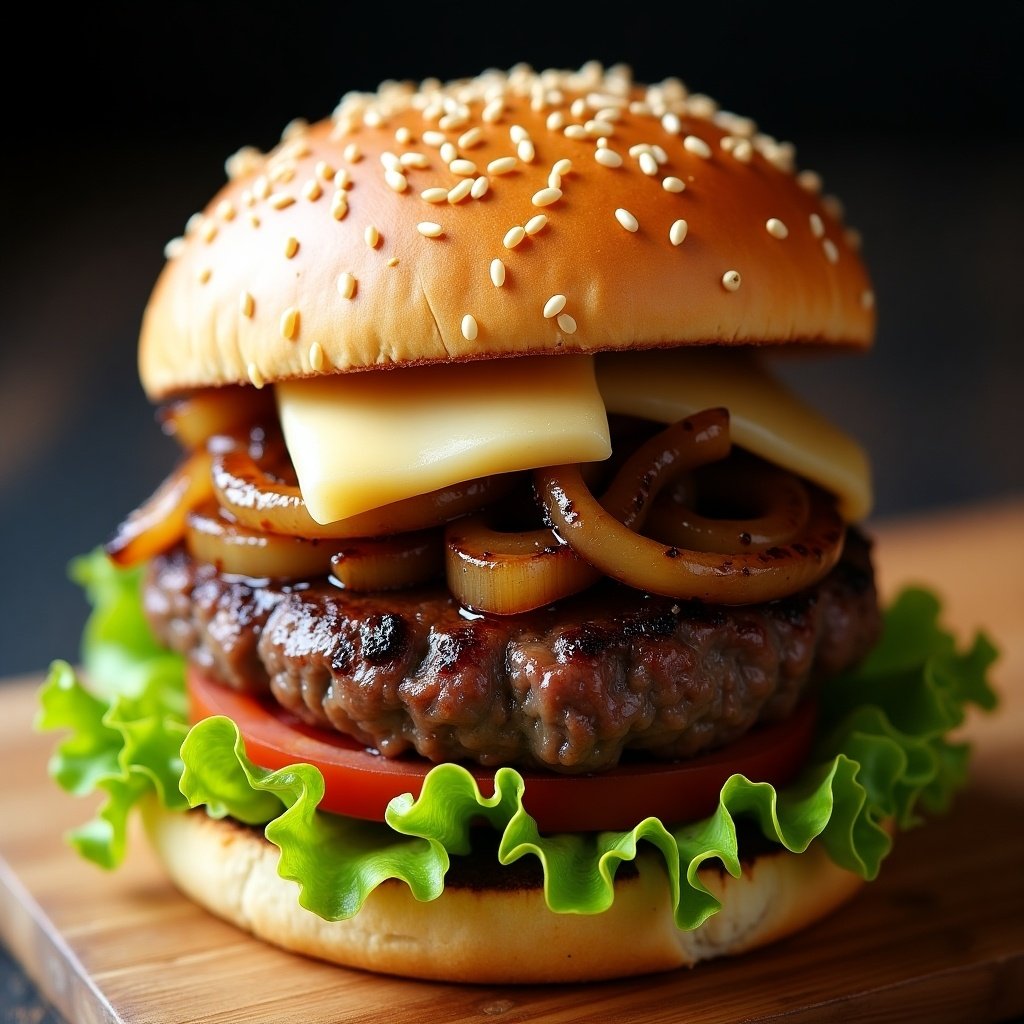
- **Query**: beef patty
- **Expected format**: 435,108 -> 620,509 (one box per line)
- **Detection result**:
145,531 -> 880,773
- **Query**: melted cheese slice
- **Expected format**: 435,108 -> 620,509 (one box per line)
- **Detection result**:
277,355 -> 612,524
595,349 -> 872,521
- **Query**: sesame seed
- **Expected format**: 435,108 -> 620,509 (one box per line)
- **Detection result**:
810,213 -> 825,239
797,169 -> 823,193
669,219 -> 688,246
385,169 -> 408,193
438,141 -> 457,164
395,126 -> 413,145
652,145 -> 669,164
532,187 -> 562,207
525,214 -> 548,235
845,226 -> 863,250
201,220 -> 217,243
303,179 -> 323,201
628,144 -> 650,159
439,112 -> 468,131
570,97 -> 587,119
766,218 -> 789,239
614,208 -> 639,232
387,256 -> 400,267
517,139 -> 536,163
270,193 -> 296,210
503,225 -> 527,248
556,313 -> 577,334
510,124 -> 529,144
400,151 -> 429,169
417,221 -> 444,238
164,237 -> 184,259
461,314 -> 479,341
216,199 -> 236,221
343,143 -> 363,163
861,289 -> 875,310
422,130 -> 446,148
284,236 -> 299,258
334,169 -> 351,190
253,176 -> 271,201
639,152 -> 659,176
488,156 -> 518,175
421,187 -> 448,203
546,111 -> 565,131
586,119 -> 616,137
365,225 -> 381,248
543,294 -> 567,318
281,307 -> 300,339
683,135 -> 712,158
309,342 -> 325,372
553,158 -> 572,177
459,127 -> 483,149
471,175 -> 489,199
337,272 -> 357,299
548,170 -> 561,189
662,176 -> 685,192
721,270 -> 742,292
490,258 -> 506,286
822,194 -> 845,221
450,158 -> 477,177
595,147 -> 623,168
448,178 -> 473,203
198,267 -> 212,284
241,190 -> 255,208
240,291 -> 254,317
564,124 -> 587,140
331,194 -> 348,220
823,238 -> 839,263
732,140 -> 753,163
247,362 -> 265,389
482,99 -> 504,123
661,112 -> 682,134
381,151 -> 402,172
249,214 -> 261,228
316,161 -> 335,182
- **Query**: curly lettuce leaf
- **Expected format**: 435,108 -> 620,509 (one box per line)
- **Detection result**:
41,552 -> 999,927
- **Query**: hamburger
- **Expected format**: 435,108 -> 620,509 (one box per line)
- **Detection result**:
40,61 -> 996,983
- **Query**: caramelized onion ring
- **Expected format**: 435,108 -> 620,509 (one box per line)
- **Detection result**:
331,531 -> 443,591
186,501 -> 331,580
445,516 -> 600,614
106,449 -> 214,567
211,445 -> 517,539
159,388 -> 276,450
646,460 -> 811,554
536,409 -> 845,605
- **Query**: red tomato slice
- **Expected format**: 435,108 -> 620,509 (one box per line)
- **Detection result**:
188,665 -> 816,833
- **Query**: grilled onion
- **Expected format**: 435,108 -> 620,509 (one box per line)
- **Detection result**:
445,516 -> 600,614
536,409 -> 845,604
331,531 -> 443,591
159,388 -> 276,450
106,449 -> 214,567
186,501 -> 332,580
645,458 -> 812,554
211,444 -> 517,539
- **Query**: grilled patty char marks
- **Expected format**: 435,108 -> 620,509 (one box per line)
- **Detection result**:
144,531 -> 879,773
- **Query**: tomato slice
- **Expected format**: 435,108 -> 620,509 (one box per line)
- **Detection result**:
187,665 -> 816,833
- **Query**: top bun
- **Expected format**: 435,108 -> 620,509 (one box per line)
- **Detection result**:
139,62 -> 875,399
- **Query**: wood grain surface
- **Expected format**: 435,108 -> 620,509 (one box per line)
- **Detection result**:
1,498 -> 1022,1023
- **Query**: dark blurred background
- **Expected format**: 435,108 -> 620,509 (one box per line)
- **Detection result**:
1,5 -> 1022,680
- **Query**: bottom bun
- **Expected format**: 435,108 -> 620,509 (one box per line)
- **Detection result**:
142,803 -> 864,984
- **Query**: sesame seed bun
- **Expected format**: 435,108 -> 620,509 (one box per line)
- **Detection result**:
139,63 -> 875,400
143,802 -> 865,983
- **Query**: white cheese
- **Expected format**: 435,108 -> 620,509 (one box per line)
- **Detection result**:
595,349 -> 872,521
276,355 -> 612,524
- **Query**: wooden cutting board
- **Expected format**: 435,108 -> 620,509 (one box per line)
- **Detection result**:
2,498 -> 1022,1023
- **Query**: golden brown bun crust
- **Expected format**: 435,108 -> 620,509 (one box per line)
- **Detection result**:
143,804 -> 865,984
139,64 -> 875,399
